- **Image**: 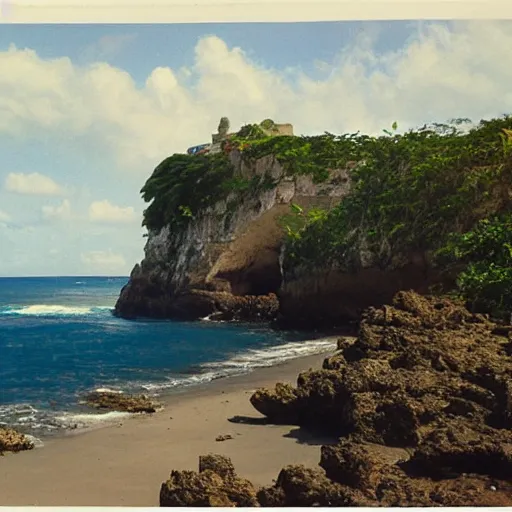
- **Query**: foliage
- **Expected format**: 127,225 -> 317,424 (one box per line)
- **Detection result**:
260,118 -> 276,131
231,130 -> 369,183
140,149 -> 277,232
235,123 -> 267,140
437,214 -> 512,317
141,153 -> 236,231
282,116 -> 512,272
140,114 -> 512,315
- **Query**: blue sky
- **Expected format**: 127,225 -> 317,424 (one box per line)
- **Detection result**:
0,20 -> 511,276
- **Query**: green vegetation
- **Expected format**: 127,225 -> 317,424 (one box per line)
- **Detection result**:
141,115 -> 512,317
141,152 -> 235,231
279,116 -> 512,317
438,214 -> 512,318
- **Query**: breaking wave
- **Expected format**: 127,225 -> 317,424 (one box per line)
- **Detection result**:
0,304 -> 112,317
135,337 -> 337,392
0,337 -> 337,436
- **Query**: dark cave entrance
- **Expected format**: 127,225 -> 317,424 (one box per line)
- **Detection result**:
214,248 -> 283,296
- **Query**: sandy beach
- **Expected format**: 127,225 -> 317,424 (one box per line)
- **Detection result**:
0,351 -> 335,507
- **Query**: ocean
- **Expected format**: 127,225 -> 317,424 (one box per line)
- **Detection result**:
0,276 -> 336,439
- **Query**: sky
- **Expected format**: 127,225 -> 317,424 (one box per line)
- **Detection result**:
0,19 -> 511,276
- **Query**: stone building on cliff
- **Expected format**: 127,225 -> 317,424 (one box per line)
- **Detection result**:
188,117 -> 294,155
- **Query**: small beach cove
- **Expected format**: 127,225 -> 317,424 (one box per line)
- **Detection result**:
0,276 -> 338,439
0,351 -> 336,506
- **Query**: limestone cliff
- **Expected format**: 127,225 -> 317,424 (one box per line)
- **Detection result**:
116,116 -> 512,327
114,149 -> 350,321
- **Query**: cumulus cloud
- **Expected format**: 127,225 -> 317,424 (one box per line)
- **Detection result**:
5,172 -> 66,196
0,21 -> 511,172
80,249 -> 127,272
41,199 -> 72,221
88,199 -> 136,223
0,209 -> 11,222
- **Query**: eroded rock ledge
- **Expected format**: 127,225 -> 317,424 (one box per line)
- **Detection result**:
159,291 -> 512,507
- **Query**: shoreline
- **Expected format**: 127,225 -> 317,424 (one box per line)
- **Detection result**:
0,349 -> 336,506
38,334 -> 339,441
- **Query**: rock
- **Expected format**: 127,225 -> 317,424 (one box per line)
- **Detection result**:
198,454 -> 236,479
160,455 -> 258,507
408,418 -> 512,479
257,465 -> 372,507
82,391 -> 158,413
251,290 -> 512,440
247,291 -> 512,505
160,470 -> 233,507
215,434 -> 233,442
250,382 -> 302,424
159,291 -> 512,507
318,438 -> 512,506
0,427 -> 34,454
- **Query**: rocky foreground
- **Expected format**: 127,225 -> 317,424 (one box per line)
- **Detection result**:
160,291 -> 512,506
0,427 -> 34,455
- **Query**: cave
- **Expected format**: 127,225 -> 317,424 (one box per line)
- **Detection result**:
214,247 -> 283,296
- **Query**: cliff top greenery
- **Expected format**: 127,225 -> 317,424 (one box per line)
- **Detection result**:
140,115 -> 512,316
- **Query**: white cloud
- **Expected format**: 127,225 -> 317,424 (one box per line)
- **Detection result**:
0,209 -> 11,222
81,249 -> 127,272
88,199 -> 136,223
42,199 -> 72,220
0,21 -> 511,172
5,172 -> 65,196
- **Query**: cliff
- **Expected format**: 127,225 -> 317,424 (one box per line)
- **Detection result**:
116,116 -> 512,327
115,130 -> 351,321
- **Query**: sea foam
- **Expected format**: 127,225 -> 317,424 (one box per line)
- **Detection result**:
0,304 -> 112,317
135,337 -> 338,393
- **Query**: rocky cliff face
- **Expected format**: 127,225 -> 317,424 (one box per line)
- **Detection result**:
278,249 -> 447,329
114,149 -> 351,321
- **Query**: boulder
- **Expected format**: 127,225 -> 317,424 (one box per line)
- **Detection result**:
160,454 -> 258,507
0,427 -> 34,454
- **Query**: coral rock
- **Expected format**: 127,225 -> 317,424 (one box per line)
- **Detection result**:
160,454 -> 258,507
83,391 -> 158,413
0,427 -> 34,454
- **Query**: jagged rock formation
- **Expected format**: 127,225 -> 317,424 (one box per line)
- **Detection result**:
158,292 -> 512,507
160,454 -> 258,507
0,427 -> 34,454
115,149 -> 350,321
82,391 -> 159,413
251,291 -> 512,437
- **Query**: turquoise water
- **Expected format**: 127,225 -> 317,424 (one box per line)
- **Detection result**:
0,276 -> 335,437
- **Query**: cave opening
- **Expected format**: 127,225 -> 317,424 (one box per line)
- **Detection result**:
214,248 -> 283,296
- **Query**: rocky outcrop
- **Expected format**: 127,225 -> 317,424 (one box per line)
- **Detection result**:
248,291 -> 512,504
115,149 -> 350,321
82,391 -> 159,413
0,427 -> 34,454
158,291 -> 512,507
251,291 -> 512,438
160,454 -> 259,507
159,445 -> 512,507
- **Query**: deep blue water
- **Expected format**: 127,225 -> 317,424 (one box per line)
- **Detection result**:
0,276 -> 335,437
